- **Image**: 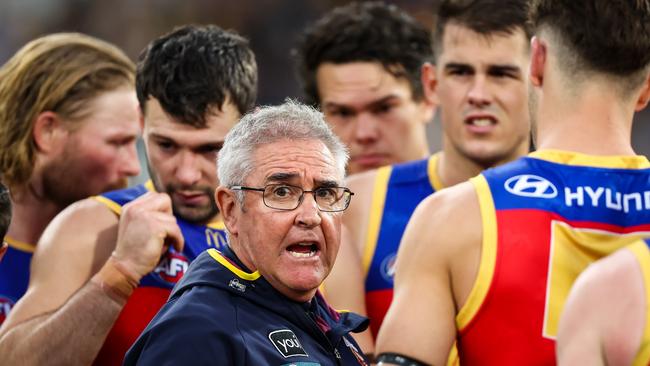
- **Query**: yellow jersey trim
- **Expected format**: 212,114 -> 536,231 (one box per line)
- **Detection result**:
428,152 -> 444,191
91,180 -> 225,228
629,240 -> 650,366
93,195 -> 122,215
144,180 -> 156,191
529,150 -> 650,169
457,175 -> 498,329
361,166 -> 392,277
207,221 -> 226,230
4,236 -> 35,253
207,248 -> 260,281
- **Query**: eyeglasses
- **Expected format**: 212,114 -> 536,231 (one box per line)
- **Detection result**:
230,184 -> 354,212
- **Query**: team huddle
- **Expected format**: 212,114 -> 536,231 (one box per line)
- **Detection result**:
0,0 -> 649,365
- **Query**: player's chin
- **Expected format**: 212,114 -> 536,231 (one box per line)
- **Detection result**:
174,204 -> 218,223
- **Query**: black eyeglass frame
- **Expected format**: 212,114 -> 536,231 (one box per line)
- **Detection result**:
230,184 -> 354,212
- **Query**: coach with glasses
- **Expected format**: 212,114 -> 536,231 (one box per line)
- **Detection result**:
125,100 -> 370,366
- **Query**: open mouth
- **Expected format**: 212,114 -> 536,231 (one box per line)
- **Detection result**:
465,116 -> 497,127
286,242 -> 320,258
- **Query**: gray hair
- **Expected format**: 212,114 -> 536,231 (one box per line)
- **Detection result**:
217,100 -> 349,198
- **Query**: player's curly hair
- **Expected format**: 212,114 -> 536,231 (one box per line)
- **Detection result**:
136,24 -> 258,127
294,1 -> 433,106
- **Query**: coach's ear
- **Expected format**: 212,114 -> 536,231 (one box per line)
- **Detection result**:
216,186 -> 239,238
530,36 -> 546,87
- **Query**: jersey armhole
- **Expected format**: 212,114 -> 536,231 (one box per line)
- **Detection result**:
456,175 -> 498,330
361,166 -> 392,278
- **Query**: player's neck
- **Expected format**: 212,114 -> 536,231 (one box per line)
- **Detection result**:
6,183 -> 64,247
437,149 -> 487,188
535,84 -> 636,156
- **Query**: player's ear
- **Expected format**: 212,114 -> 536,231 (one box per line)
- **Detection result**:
420,62 -> 438,124
634,73 -> 650,111
33,111 -> 67,154
530,36 -> 546,87
216,186 -> 239,237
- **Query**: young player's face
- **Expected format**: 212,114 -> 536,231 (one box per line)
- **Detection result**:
230,139 -> 343,302
435,24 -> 531,166
42,87 -> 141,206
143,98 -> 240,223
316,62 -> 433,174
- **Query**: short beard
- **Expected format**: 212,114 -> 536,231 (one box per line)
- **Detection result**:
149,171 -> 219,223
41,150 -> 126,208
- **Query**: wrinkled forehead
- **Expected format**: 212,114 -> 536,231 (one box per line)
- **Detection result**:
250,139 -> 344,186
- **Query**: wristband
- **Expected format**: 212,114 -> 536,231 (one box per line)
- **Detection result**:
376,352 -> 431,366
91,256 -> 140,303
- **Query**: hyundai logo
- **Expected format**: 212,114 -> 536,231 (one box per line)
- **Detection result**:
504,174 -> 558,198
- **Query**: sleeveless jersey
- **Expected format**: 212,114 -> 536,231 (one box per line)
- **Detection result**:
628,238 -> 650,366
363,154 -> 442,337
92,181 -> 228,366
458,150 -> 650,365
0,237 -> 34,325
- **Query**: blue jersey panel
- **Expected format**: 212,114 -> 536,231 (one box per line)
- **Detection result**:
484,157 -> 650,227
365,158 -> 436,292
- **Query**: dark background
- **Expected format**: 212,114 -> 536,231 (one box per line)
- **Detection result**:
1,0 -> 648,181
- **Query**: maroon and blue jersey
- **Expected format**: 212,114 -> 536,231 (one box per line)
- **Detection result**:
0,238 -> 34,325
92,181 -> 227,366
362,154 -> 442,337
458,150 -> 650,365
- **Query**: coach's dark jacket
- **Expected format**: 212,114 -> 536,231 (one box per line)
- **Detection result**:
124,245 -> 369,365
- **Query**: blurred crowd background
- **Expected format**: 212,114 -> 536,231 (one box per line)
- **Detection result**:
1,0 -> 648,184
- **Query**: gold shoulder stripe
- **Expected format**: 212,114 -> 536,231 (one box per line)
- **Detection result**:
207,248 -> 260,281
428,152 -> 444,191
457,175 -> 498,329
361,166 -> 392,277
92,195 -> 122,216
4,236 -> 35,253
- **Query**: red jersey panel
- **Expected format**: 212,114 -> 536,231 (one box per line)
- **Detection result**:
457,150 -> 650,365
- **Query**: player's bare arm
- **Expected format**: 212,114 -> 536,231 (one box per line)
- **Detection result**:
376,182 -> 482,365
0,192 -> 183,365
557,248 -> 645,366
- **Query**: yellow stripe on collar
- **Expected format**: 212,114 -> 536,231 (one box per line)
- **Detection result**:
207,248 -> 260,281
529,150 -> 650,169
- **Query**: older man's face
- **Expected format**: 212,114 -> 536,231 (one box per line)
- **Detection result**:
230,138 -> 343,302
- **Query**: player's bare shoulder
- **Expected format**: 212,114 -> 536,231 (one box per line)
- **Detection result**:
34,197 -> 120,274
408,180 -> 481,254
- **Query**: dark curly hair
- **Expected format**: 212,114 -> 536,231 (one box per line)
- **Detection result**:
530,0 -> 650,84
0,182 -> 10,240
294,1 -> 433,106
136,24 -> 258,127
433,0 -> 532,60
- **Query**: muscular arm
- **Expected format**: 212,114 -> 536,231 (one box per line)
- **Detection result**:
375,182 -> 482,365
0,192 -> 183,365
557,247 -> 645,366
